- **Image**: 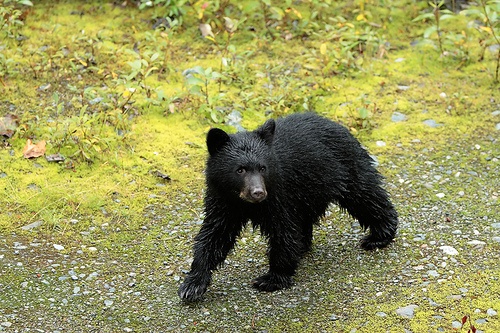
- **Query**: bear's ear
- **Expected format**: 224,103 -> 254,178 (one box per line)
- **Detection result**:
256,119 -> 275,145
207,128 -> 230,156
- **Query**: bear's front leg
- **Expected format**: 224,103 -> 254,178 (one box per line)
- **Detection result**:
252,230 -> 302,292
178,207 -> 245,302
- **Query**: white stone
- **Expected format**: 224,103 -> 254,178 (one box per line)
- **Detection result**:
439,246 -> 458,255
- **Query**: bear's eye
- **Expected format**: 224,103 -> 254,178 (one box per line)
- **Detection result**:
236,167 -> 246,174
259,166 -> 266,173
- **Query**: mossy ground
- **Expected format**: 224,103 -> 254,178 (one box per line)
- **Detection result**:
1,1 -> 499,332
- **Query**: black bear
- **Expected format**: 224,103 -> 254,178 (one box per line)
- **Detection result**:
178,112 -> 398,301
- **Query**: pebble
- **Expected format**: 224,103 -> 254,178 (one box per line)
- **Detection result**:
447,295 -> 462,300
396,304 -> 418,319
439,246 -> 458,255
392,112 -> 408,122
423,119 -> 443,128
104,299 -> 114,307
329,314 -> 339,321
487,308 -> 497,316
20,221 -> 44,230
53,244 -> 65,251
427,270 -> 439,278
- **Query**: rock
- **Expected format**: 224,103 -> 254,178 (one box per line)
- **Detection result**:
448,295 -> 463,301
487,308 -> 497,316
53,244 -> 65,251
451,321 -> 462,329
396,304 -> 419,319
376,141 -> 386,147
492,237 -> 500,243
20,220 -> 44,230
467,240 -> 486,246
397,85 -> 410,92
423,119 -> 443,128
391,112 -> 408,122
439,246 -> 458,255
436,193 -> 445,198
329,314 -> 339,321
376,312 -> 387,317
227,110 -> 244,131
427,270 -> 439,278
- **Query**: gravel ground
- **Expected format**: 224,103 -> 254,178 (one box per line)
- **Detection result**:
1,131 -> 499,332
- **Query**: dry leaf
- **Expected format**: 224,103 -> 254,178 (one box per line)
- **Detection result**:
0,114 -> 19,138
22,139 -> 46,159
199,23 -> 214,38
223,17 -> 235,33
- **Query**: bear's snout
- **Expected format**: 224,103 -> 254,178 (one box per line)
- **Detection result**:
250,187 -> 267,201
240,173 -> 267,203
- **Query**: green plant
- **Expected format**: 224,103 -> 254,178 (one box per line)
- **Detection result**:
413,1 -> 471,63
304,16 -> 386,76
0,52 -> 16,83
183,66 -> 227,123
341,94 -> 376,130
461,0 -> 500,81
138,0 -> 188,26
0,0 -> 33,41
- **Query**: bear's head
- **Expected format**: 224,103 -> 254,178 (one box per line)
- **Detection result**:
205,119 -> 276,204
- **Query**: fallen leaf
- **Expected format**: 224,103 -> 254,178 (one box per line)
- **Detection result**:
0,114 -> 19,138
22,139 -> 46,159
223,17 -> 235,33
199,23 -> 214,38
320,43 -> 327,55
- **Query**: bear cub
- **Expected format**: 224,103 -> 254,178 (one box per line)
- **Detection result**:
178,112 -> 398,301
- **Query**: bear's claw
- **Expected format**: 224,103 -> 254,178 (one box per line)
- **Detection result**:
252,273 -> 293,292
178,274 -> 210,302
360,234 -> 393,250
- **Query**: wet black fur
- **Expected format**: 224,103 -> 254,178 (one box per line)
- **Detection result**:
178,113 -> 398,301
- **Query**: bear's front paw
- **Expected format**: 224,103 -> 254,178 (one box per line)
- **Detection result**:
360,234 -> 393,250
178,274 -> 210,302
252,272 -> 293,292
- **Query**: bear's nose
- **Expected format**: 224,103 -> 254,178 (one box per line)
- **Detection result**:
251,188 -> 266,201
